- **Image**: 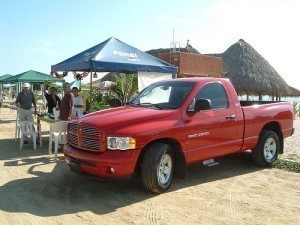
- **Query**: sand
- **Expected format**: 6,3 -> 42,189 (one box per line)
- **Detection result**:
0,108 -> 299,225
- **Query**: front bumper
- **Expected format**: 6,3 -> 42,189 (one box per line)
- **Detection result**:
64,143 -> 141,180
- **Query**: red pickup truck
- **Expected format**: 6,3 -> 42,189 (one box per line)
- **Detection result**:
64,78 -> 294,193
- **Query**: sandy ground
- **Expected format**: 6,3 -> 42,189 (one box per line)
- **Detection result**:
0,107 -> 299,225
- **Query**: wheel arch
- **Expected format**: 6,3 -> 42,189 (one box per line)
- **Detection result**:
135,138 -> 187,177
260,121 -> 283,154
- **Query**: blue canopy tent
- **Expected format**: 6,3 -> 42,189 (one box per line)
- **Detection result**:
51,37 -> 178,107
51,37 -> 178,74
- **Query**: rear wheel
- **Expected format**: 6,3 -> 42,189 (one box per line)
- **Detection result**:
141,143 -> 174,193
252,130 -> 279,166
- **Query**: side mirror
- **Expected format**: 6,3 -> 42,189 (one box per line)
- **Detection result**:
194,99 -> 211,112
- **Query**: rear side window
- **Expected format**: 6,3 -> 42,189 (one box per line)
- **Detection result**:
191,82 -> 229,110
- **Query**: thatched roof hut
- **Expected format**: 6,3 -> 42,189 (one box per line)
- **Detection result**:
288,86 -> 300,97
146,43 -> 200,56
221,39 -> 290,99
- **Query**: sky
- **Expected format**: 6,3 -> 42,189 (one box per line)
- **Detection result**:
1,0 -> 299,89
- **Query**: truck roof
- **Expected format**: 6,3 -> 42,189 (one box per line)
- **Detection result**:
162,77 -> 229,83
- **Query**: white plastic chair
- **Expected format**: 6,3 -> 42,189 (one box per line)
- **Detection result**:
19,121 -> 42,150
15,110 -> 21,141
48,121 -> 68,160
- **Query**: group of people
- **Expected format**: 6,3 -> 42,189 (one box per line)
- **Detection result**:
16,82 -> 84,124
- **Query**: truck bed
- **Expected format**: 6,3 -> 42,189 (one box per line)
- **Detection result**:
240,100 -> 284,107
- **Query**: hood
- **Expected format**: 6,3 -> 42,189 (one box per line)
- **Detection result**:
77,106 -> 173,130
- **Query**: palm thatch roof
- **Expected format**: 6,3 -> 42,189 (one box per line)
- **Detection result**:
289,86 -> 300,97
221,39 -> 290,96
146,44 -> 200,56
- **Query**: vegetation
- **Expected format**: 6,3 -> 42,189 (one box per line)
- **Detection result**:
111,73 -> 138,104
86,89 -> 104,111
272,159 -> 300,173
84,73 -> 138,111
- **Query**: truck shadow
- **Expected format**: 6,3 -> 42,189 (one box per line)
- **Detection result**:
0,150 -> 264,217
173,152 -> 261,187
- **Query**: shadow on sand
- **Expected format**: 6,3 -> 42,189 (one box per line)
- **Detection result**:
0,140 -> 262,217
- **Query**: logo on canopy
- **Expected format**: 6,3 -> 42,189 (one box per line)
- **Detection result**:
113,50 -> 140,62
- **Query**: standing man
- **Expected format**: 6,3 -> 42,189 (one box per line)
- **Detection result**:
43,81 -> 61,114
16,82 -> 37,122
16,83 -> 37,144
59,82 -> 73,121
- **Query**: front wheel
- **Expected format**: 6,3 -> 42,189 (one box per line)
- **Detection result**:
141,143 -> 174,193
252,130 -> 280,166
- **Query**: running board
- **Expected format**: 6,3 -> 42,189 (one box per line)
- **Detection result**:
203,159 -> 219,167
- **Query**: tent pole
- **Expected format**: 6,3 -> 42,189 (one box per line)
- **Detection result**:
41,84 -> 46,108
79,79 -> 81,92
90,70 -> 92,112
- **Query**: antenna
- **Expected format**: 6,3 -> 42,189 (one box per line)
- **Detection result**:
170,28 -> 180,64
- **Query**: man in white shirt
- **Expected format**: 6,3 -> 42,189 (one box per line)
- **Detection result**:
71,87 -> 83,117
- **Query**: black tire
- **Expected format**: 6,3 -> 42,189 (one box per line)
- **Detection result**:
141,143 -> 174,194
252,130 -> 280,166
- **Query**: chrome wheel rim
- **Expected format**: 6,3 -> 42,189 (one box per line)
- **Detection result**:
157,154 -> 172,186
263,137 -> 277,162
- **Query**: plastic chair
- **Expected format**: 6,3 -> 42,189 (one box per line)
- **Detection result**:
48,121 -> 68,160
15,110 -> 21,141
19,121 -> 42,150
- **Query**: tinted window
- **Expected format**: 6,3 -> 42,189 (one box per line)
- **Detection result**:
190,82 -> 229,110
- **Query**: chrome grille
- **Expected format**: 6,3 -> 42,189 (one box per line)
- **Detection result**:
82,138 -> 100,149
69,123 -> 78,132
68,122 -> 101,152
69,133 -> 78,145
81,125 -> 99,136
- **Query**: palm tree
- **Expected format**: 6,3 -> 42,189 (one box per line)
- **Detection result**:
111,73 -> 138,105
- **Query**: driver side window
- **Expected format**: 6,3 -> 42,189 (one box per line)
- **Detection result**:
188,82 -> 229,111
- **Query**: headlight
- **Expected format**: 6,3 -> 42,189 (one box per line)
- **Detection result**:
107,137 -> 136,150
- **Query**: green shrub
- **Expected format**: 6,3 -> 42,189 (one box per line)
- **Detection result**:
272,159 -> 300,173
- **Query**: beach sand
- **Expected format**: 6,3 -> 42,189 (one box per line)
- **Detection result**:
0,108 -> 299,225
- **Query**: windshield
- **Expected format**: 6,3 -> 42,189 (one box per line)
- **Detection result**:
130,81 -> 196,109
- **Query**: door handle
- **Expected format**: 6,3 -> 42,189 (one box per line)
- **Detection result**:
226,115 -> 236,120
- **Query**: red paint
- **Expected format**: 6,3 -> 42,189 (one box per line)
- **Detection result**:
64,78 -> 294,180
